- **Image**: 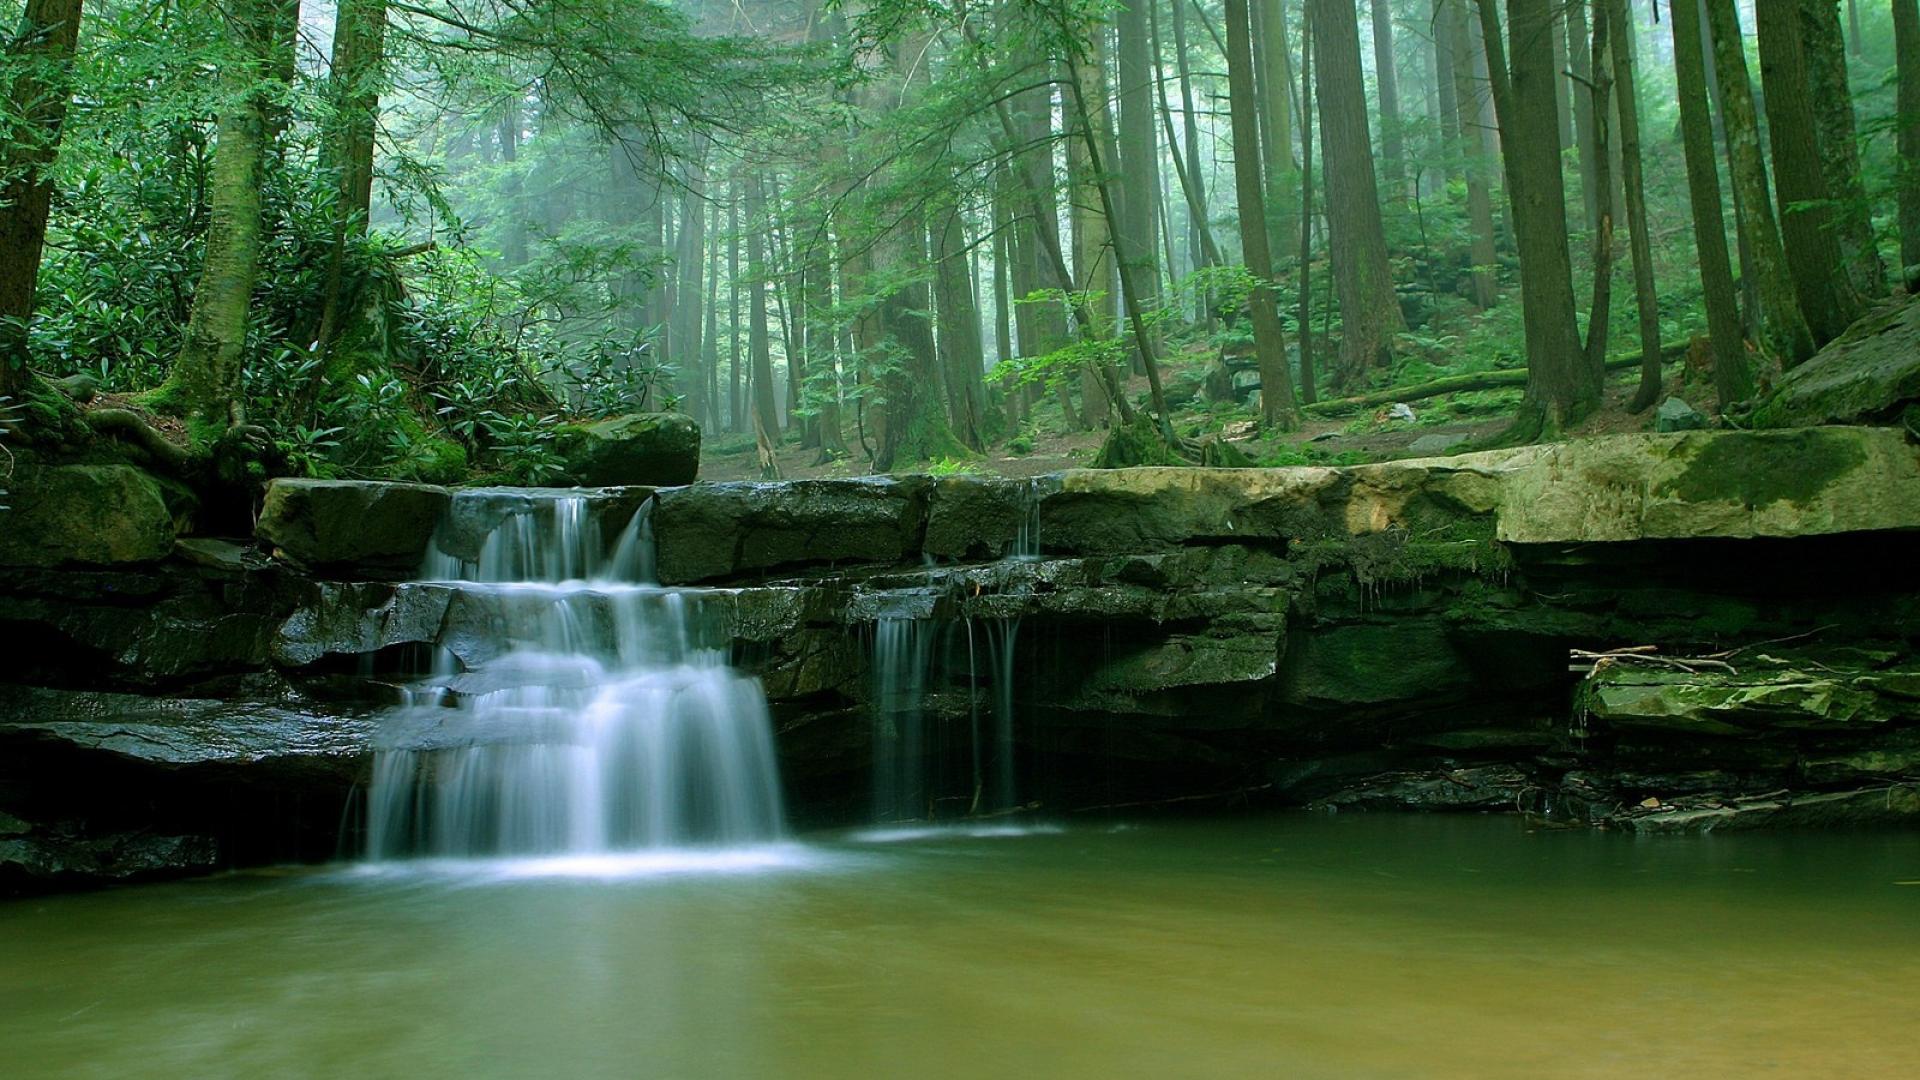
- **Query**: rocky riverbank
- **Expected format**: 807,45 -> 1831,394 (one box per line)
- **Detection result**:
4,426 -> 1919,889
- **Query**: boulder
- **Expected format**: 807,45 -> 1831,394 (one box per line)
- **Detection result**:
1654,397 -> 1708,432
651,477 -> 930,584
0,464 -> 179,567
1749,296 -> 1920,427
923,476 -> 1050,560
1583,660 -> 1920,736
257,479 -> 449,574
554,413 -> 700,487
1495,427 -> 1920,543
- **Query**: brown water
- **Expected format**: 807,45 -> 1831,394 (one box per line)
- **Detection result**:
3,814 -> 1917,1079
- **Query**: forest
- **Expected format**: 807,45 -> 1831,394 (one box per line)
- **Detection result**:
2,0 -> 1918,485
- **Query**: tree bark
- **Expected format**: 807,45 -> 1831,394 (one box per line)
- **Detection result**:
1170,0 -> 1215,317
1668,0 -> 1751,406
1893,0 -> 1920,275
1608,0 -> 1662,413
1259,0 -> 1300,251
313,0 -> 387,363
1066,45 -> 1115,427
160,0 -> 296,431
934,202 -> 988,451
728,189 -> 743,433
1475,0 -> 1596,431
1567,0 -> 1600,234
1446,0 -> 1498,309
1702,0 -> 1817,366
1297,0 -> 1318,404
1799,0 -> 1884,298
0,0 -> 83,400
746,177 -> 782,473
1312,0 -> 1406,387
1226,0 -> 1301,427
1582,3 -> 1615,376
1116,0 -> 1163,319
1755,0 -> 1860,346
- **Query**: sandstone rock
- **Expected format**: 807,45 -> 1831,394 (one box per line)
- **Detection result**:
1584,662 -> 1919,736
554,412 -> 700,487
257,479 -> 449,573
651,477 -> 930,584
0,464 -> 179,567
1609,785 -> 1920,833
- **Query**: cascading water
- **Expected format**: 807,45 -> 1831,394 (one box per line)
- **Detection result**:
869,614 -> 932,823
366,492 -> 785,859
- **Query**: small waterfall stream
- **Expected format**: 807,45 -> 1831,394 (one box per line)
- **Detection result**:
366,492 -> 785,859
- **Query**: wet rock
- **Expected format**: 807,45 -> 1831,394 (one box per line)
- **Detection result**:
1750,296 -> 1920,426
651,477 -> 930,584
273,581 -> 452,666
1606,784 -> 1920,833
1654,397 -> 1709,433
0,464 -> 180,567
1584,662 -> 1920,736
1307,765 -> 1530,811
174,538 -> 255,572
426,486 -> 655,564
553,412 -> 700,487
257,479 -> 449,574
1,829 -> 219,885
0,685 -> 374,767
923,476 -> 1050,561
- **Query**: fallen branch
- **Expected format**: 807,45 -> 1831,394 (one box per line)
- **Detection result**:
85,407 -> 191,474
1301,342 -> 1690,417
1572,647 -> 1738,675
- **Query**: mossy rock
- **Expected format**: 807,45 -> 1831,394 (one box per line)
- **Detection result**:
256,479 -> 450,574
0,464 -> 182,567
554,413 -> 700,487
1747,295 -> 1920,427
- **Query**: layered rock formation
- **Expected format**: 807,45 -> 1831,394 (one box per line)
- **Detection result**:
4,427 -> 1918,889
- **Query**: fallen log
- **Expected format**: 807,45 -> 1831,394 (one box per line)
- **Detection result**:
1298,342 -> 1689,417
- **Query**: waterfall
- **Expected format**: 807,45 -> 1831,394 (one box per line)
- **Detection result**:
869,615 -> 932,823
367,493 -> 785,859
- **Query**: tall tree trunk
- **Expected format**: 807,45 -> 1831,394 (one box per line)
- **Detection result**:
1755,0 -> 1860,346
1433,0 -> 1459,157
497,101 -> 527,268
1116,0 -> 1163,319
727,189 -> 743,433
1799,0 -> 1883,298
1297,0 -> 1318,403
1475,0 -> 1595,431
1446,0 -> 1498,308
1670,0 -> 1751,405
1066,46 -> 1114,428
1702,0 -> 1816,365
1567,0 -> 1601,234
703,196 -> 722,434
1582,3 -> 1615,375
1369,0 -> 1406,196
0,0 -> 83,401
312,0 -> 387,363
674,155 -> 708,424
1891,0 -> 1920,276
746,178 -> 781,474
1259,0 -> 1300,252
160,0 -> 296,431
1152,0 -> 1223,274
1607,0 -> 1661,413
1226,0 -> 1301,427
934,202 -> 988,451
1312,0 -> 1406,387
1171,0 -> 1214,311
1007,76 -> 1077,428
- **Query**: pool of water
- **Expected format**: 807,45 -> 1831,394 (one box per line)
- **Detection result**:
4,814 -> 1916,1078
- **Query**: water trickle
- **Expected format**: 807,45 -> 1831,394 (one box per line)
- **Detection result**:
870,614 -> 932,823
367,492 -> 785,859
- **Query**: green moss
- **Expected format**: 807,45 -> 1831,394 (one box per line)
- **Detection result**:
1658,429 -> 1867,509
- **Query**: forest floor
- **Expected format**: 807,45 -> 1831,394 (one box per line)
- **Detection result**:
700,341 -> 1709,483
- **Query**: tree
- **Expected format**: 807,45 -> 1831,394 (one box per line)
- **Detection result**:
156,0 -> 297,432
746,176 -> 781,476
1297,0 -> 1318,404
312,0 -> 389,363
1369,0 -> 1406,196
1312,0 -> 1405,387
1475,0 -> 1594,430
1605,0 -> 1661,413
1668,0 -> 1749,406
1701,0 -> 1815,366
1798,0 -> 1884,299
1567,0 -> 1601,234
1896,0 -> 1920,275
1115,0 -> 1162,321
1445,0 -> 1497,309
0,0 -> 83,403
1754,0 -> 1860,345
1258,0 -> 1299,251
1226,0 -> 1300,427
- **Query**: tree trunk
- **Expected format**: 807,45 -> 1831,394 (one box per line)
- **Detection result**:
1475,0 -> 1596,430
1152,0 -> 1223,274
703,195 -> 722,434
1259,0 -> 1300,252
1171,0 -> 1215,317
1892,0 -> 1920,275
1369,0 -> 1406,196
1607,0 -> 1662,413
1312,0 -> 1406,387
1116,0 -> 1163,319
1297,0 -> 1318,404
1799,0 -> 1884,298
160,0 -> 296,431
728,190 -> 743,433
497,101 -> 527,268
1226,0 -> 1301,427
1446,0 -> 1499,309
746,178 -> 782,472
1582,3 -> 1615,375
1702,0 -> 1817,365
1066,47 -> 1114,428
1567,0 -> 1601,234
1755,0 -> 1860,346
673,145 -> 709,424
0,0 -> 84,400
1668,0 -> 1751,406
935,203 -> 988,452
312,0 -> 387,363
